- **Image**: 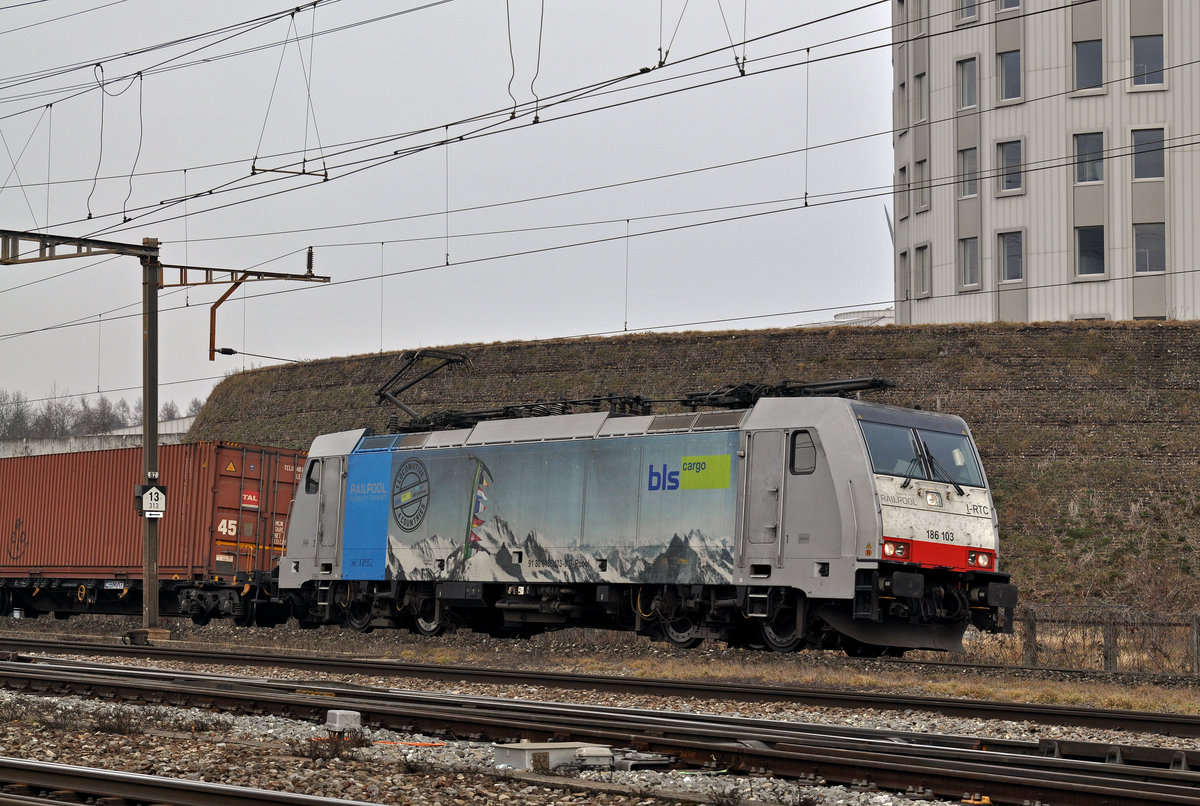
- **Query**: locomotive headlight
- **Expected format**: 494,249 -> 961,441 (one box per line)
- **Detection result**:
882,540 -> 910,559
968,551 -> 993,568
925,491 -> 943,507
883,542 -> 895,557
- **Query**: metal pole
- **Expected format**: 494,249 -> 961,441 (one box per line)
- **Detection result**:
141,238 -> 160,630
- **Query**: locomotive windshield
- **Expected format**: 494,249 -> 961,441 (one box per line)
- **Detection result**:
859,420 -> 985,488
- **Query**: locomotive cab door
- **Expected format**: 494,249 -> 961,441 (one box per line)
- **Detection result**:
738,428 -> 843,574
315,455 -> 346,575
281,456 -> 345,586
739,429 -> 786,569
779,429 -> 842,562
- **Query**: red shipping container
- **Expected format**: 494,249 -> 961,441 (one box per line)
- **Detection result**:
0,443 -> 305,583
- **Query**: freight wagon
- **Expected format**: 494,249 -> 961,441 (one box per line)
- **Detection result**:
0,442 -> 304,623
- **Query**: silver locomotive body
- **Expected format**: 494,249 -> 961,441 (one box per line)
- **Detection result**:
279,396 -> 1016,654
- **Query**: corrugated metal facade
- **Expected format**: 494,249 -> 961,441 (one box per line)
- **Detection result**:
893,0 -> 1200,323
0,443 -> 303,580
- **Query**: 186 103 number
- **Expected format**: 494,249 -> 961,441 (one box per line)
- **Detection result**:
926,529 -> 955,542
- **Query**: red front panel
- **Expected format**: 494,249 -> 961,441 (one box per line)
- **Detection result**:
883,537 -> 993,573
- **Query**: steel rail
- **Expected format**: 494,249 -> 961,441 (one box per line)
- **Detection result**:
0,755 -> 381,806
2,657 -> 1198,805
5,635 -> 1199,738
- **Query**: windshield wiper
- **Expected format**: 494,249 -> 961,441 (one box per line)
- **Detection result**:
899,456 -> 922,489
922,441 -> 965,496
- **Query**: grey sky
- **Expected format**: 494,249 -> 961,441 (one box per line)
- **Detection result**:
0,0 -> 893,411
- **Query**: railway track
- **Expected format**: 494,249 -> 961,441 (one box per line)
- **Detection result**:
2,653 -> 1199,805
4,634 -> 1198,738
0,755 -> 379,806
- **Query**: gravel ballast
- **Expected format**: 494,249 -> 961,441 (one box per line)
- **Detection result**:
3,618 -> 1196,805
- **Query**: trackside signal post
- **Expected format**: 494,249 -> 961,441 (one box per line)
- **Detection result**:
0,228 -> 328,638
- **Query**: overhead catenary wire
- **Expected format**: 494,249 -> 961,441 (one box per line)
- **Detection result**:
0,0 -> 1156,400
43,0 -> 1088,245
0,0 -> 897,251
0,0 -> 1059,198
0,14 -> 1180,303
6,126 -> 1200,350
0,102 -> 47,227
0,0 -> 127,39
71,4 -> 1168,251
3,60 -> 1194,325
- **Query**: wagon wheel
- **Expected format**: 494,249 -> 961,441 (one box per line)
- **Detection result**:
233,599 -> 256,628
661,616 -> 703,649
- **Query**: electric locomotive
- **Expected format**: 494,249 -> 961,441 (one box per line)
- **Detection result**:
277,382 -> 1017,655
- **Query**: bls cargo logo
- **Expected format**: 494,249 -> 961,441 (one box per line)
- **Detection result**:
647,455 -> 732,491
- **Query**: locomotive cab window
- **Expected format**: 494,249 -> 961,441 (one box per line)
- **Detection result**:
790,430 -> 817,475
859,420 -> 985,488
860,421 -> 924,477
304,459 -> 321,494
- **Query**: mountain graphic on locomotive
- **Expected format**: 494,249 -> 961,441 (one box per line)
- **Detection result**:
276,369 -> 1017,656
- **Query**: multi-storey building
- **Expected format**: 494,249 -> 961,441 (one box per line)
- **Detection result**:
892,0 -> 1199,323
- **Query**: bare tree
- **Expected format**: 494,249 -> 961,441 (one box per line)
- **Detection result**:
186,397 -> 205,417
75,396 -> 127,435
0,390 -> 33,440
115,398 -> 133,427
160,400 -> 181,421
29,387 -> 77,438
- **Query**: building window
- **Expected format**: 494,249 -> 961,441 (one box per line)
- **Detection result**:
1134,223 -> 1166,273
1074,40 -> 1103,90
957,0 -> 977,22
913,0 -> 927,34
897,81 -> 908,129
998,231 -> 1023,281
1077,226 -> 1105,276
997,140 -> 1022,192
957,58 -> 977,108
913,73 -> 927,122
915,244 -> 931,297
1132,35 -> 1164,86
959,237 -> 980,288
897,165 -> 909,218
914,159 -> 929,209
959,148 -> 978,197
1132,128 -> 1165,179
1075,132 -> 1103,182
998,0 -> 1019,8
998,51 -> 1021,100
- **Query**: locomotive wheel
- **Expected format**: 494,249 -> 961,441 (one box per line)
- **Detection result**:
661,616 -> 703,649
190,612 -> 212,627
759,617 -> 801,653
411,601 -> 444,636
345,602 -> 374,633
